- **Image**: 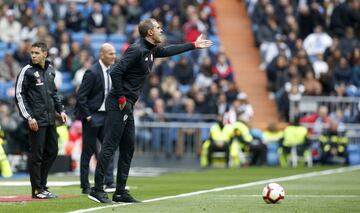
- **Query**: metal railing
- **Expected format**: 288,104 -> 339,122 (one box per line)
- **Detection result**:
134,112 -> 216,156
289,96 -> 360,122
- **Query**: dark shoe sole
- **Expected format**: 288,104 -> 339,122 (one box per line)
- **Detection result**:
88,194 -> 112,203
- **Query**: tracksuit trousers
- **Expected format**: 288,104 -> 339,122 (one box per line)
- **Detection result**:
28,126 -> 58,195
94,103 -> 135,192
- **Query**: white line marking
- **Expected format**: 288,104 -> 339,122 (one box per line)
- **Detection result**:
69,165 -> 360,213
216,195 -> 360,198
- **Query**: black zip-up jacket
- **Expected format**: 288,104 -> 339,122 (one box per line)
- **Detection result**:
15,60 -> 64,126
107,38 -> 195,110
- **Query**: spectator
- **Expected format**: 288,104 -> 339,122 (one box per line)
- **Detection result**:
65,2 -> 84,33
0,52 -> 21,82
0,9 -> 21,43
302,70 -> 323,96
330,0 -> 360,37
303,25 -> 333,63
107,4 -> 126,34
165,15 -> 184,44
200,115 -> 233,168
212,53 -> 234,81
351,48 -> 360,88
126,0 -> 142,24
20,19 -> 38,42
87,2 -> 107,33
13,39 -> 32,66
32,2 -> 51,28
319,122 -> 348,165
173,56 -> 194,89
333,57 -> 353,86
278,116 -> 310,167
194,56 -> 213,90
339,27 -> 359,59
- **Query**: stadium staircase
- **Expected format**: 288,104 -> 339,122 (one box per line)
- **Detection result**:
213,0 -> 278,129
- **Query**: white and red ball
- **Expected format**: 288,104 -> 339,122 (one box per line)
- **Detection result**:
262,183 -> 285,204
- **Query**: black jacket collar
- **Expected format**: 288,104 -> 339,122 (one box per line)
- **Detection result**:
142,38 -> 156,50
30,60 -> 51,71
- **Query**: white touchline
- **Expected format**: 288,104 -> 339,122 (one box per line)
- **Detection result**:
214,195 -> 360,198
69,165 -> 360,213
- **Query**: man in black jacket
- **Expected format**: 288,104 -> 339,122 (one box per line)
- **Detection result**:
75,43 -> 116,194
15,42 -> 68,199
88,18 -> 212,203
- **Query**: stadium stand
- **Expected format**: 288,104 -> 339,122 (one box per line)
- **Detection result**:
0,0 -> 359,172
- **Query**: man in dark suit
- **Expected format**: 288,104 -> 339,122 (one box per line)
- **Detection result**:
75,43 -> 116,194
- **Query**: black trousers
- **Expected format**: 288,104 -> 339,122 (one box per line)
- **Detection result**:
94,104 -> 134,192
28,126 -> 58,194
208,142 -> 230,167
80,112 -> 115,189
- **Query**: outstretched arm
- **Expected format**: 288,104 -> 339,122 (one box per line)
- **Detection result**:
154,34 -> 213,57
193,34 -> 213,49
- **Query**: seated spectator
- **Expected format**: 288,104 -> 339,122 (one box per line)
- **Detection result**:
278,117 -> 310,167
300,105 -> 332,136
200,115 -> 233,168
263,121 -> 283,145
351,48 -> 360,88
0,9 -> 21,43
20,19 -> 38,42
339,27 -> 359,59
333,57 -> 353,87
165,15 -> 184,44
212,53 -> 234,81
0,52 -> 21,82
266,54 -> 289,93
87,2 -> 107,33
330,0 -> 360,37
173,56 -> 194,92
107,4 -> 126,34
126,0 -> 142,24
248,129 -> 267,166
194,56 -> 213,90
237,93 -> 254,123
319,122 -> 348,164
65,2 -> 84,33
0,124 -> 12,177
150,98 -> 172,156
302,70 -> 323,96
231,115 -> 254,166
303,25 -> 333,63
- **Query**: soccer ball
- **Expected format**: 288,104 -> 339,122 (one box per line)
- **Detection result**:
262,183 -> 285,204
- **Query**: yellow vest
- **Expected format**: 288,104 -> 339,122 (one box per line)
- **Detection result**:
210,123 -> 234,142
233,121 -> 253,143
263,130 -> 283,144
283,125 -> 307,147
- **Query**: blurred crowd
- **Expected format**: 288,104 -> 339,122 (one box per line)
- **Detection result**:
246,0 -> 360,121
0,0 -> 255,161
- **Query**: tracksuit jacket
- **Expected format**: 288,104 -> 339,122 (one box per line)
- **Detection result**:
106,38 -> 195,110
15,60 -> 64,126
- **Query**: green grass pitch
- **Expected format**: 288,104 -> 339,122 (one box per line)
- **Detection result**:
1,166 -> 359,213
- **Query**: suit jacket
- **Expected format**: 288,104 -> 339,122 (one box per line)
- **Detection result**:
75,62 -> 106,121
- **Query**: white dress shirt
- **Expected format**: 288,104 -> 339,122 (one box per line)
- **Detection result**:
98,60 -> 111,111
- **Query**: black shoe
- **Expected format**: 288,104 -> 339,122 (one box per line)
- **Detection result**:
43,190 -> 58,198
82,188 -> 91,194
112,190 -> 140,203
32,191 -> 49,199
88,188 -> 112,203
104,183 -> 116,193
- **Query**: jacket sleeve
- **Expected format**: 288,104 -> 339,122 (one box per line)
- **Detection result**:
153,43 -> 195,58
110,46 -> 140,98
15,65 -> 34,120
51,71 -> 65,113
76,70 -> 96,118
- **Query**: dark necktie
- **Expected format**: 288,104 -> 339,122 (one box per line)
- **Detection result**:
106,69 -> 111,93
